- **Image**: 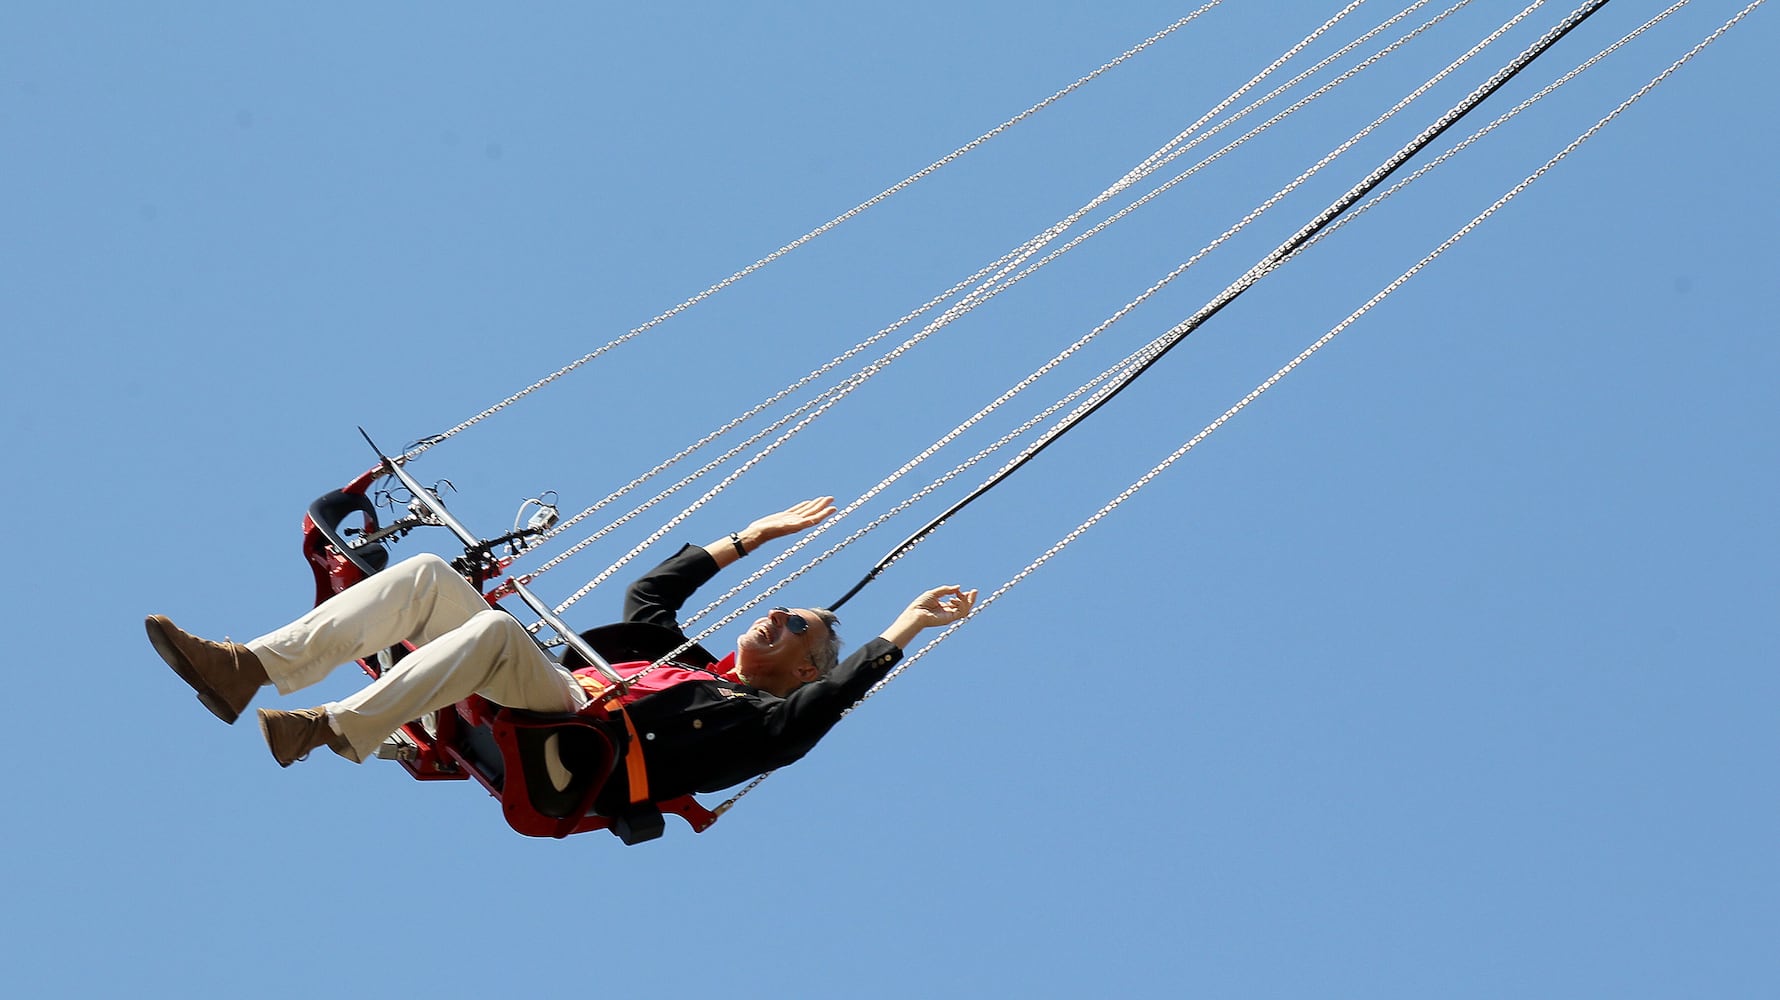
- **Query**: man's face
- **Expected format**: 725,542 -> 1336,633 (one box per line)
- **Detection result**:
734,606 -> 830,697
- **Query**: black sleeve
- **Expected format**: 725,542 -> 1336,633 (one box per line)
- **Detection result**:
760,637 -> 904,761
623,543 -> 721,631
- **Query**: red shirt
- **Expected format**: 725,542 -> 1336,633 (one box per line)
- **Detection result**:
573,653 -> 741,707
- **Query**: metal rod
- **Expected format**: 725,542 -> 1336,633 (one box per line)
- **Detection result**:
359,426 -> 624,688
507,578 -> 624,689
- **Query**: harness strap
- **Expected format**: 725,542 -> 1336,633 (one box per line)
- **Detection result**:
610,702 -> 651,805
575,672 -> 653,806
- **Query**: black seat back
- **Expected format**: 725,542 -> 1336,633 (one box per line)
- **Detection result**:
306,488 -> 390,576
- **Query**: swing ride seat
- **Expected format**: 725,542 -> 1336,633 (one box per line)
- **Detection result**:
457,698 -> 711,844
381,679 -> 718,844
300,473 -> 719,845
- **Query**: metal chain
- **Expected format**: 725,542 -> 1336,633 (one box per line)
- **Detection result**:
1102,0 -> 1372,204
521,243 -> 1030,556
1306,0 -> 1698,250
897,0 -> 1558,528
529,0 -> 1606,667
524,0 -> 1442,572
530,0 -> 1396,611
1000,0 -> 1477,297
553,350 -> 1150,688
710,0 -> 1768,818
1104,0 -> 1690,333
1091,0 -> 1475,227
897,0 -> 1636,577
517,386 -> 843,597
524,1 -> 1384,646
442,0 -> 1386,622
754,0 -> 1548,595
529,0 -> 1499,629
400,4 -> 1225,462
527,4 -> 1378,610
679,350 -> 1150,629
626,0 -> 1416,626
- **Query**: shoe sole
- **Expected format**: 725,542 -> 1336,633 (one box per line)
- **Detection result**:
144,616 -> 242,725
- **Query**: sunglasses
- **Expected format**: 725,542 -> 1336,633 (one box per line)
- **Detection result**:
772,607 -> 812,635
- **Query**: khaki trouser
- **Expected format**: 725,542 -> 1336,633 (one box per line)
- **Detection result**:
246,553 -> 587,761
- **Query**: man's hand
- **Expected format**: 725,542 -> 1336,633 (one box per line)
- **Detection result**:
879,585 -> 978,650
743,496 -> 837,547
705,496 -> 837,568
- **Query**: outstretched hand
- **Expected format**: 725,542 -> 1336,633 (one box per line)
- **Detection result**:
903,585 -> 978,628
706,496 -> 838,569
745,496 -> 837,545
880,584 -> 979,649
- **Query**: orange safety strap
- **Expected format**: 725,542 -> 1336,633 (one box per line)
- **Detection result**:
578,674 -> 652,807
608,700 -> 651,805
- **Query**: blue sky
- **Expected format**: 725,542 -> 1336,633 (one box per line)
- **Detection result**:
3,3 -> 1775,997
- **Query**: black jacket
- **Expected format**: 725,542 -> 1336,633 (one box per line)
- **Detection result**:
589,544 -> 901,810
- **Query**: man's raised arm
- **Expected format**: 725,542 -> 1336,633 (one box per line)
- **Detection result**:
700,496 -> 836,571
624,496 -> 838,628
756,583 -> 978,764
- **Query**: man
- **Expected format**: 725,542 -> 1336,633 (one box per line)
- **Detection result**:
145,496 -> 976,805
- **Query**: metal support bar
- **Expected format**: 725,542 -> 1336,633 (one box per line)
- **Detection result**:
361,428 -> 483,550
359,426 -> 624,690
506,577 -> 625,690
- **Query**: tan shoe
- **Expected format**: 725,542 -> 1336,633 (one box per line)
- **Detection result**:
145,615 -> 269,724
257,707 -> 353,767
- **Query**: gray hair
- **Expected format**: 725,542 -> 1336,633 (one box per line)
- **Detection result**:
809,608 -> 842,678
